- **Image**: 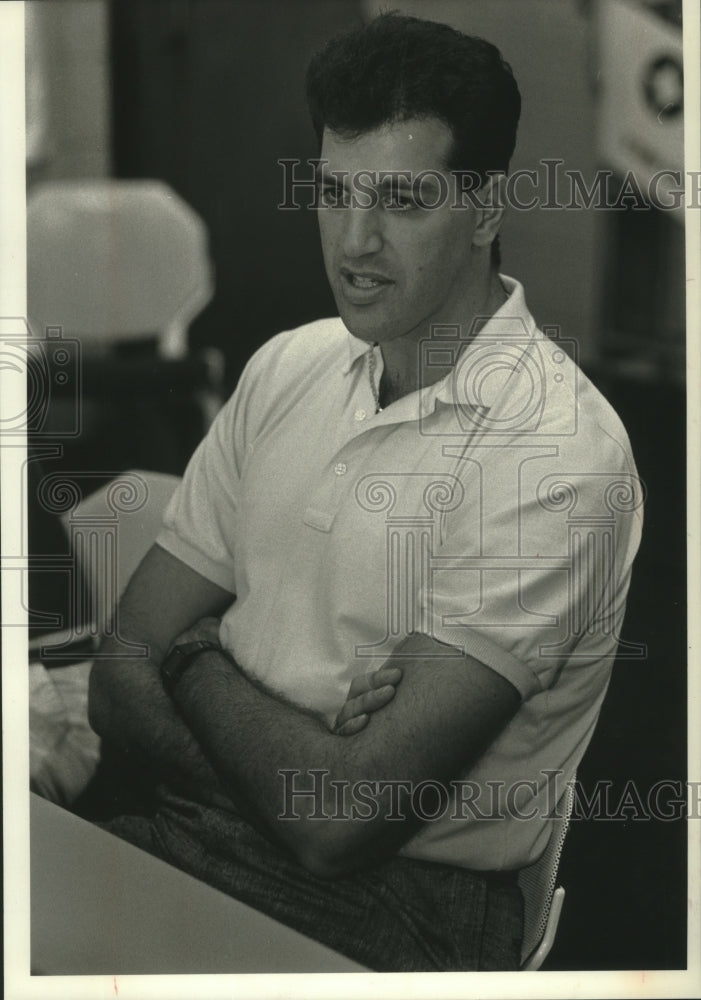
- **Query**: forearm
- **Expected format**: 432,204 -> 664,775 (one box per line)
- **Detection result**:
88,636 -> 223,792
172,634 -> 519,878
172,650 -> 417,875
85,542 -> 237,798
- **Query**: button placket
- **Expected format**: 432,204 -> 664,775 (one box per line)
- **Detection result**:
304,363 -> 392,530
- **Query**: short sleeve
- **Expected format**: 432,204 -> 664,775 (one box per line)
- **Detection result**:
155,358 -> 260,593
418,442 -> 644,700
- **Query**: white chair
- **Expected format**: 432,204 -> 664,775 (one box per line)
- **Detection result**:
30,471 -> 182,806
51,470 -> 182,645
26,180 -> 224,440
30,468 -> 182,661
58,469 -> 181,606
518,776 -> 575,970
27,180 -> 213,359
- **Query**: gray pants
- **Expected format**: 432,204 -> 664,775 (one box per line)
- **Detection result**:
102,785 -> 523,972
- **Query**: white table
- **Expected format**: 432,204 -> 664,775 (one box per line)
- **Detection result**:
30,793 -> 365,974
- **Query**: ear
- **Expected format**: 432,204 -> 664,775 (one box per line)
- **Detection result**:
471,173 -> 506,249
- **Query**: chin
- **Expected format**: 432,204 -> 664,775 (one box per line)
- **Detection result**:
335,307 -> 391,342
335,308 -> 377,342
344,321 -> 392,345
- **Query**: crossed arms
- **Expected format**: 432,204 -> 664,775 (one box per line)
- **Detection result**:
88,543 -> 520,879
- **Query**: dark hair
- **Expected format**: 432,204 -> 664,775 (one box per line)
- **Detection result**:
306,12 -> 521,266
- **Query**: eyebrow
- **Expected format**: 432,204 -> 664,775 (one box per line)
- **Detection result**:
315,169 -> 348,187
315,168 -> 444,194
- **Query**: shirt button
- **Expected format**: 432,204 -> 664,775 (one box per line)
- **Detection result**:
334,463 -> 347,476
354,408 -> 367,421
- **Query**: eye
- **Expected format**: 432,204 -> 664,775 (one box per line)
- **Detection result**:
317,182 -> 348,208
383,191 -> 416,211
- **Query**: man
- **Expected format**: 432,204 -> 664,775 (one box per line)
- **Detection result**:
88,13 -> 642,971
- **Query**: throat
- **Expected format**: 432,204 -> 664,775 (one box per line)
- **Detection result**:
378,367 -> 417,409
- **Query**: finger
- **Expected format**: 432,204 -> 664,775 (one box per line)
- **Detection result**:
335,694 -> 368,729
200,617 -> 222,637
347,673 -> 373,699
334,714 -> 369,736
358,683 -> 398,713
335,684 -> 397,729
347,666 -> 403,699
367,666 -> 403,688
334,702 -> 357,729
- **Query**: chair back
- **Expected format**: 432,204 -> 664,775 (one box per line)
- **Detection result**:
27,180 -> 213,358
518,776 -> 575,968
56,470 -> 181,626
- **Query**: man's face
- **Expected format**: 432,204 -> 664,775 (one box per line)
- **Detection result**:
317,117 -> 483,346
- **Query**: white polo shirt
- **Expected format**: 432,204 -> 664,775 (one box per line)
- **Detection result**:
157,276 -> 643,871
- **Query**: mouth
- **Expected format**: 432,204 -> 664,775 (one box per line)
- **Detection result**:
339,267 -> 394,298
341,266 -> 392,285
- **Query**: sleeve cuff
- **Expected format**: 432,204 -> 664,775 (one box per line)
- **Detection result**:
156,528 -> 237,594
426,621 -> 543,701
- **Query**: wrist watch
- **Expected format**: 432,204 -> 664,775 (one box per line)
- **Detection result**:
161,639 -> 221,695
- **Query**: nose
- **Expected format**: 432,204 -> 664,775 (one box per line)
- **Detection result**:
341,204 -> 383,258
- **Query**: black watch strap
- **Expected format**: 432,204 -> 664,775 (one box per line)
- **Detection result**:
161,639 -> 221,695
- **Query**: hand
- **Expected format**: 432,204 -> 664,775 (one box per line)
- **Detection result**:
333,667 -> 403,735
169,616 -> 222,653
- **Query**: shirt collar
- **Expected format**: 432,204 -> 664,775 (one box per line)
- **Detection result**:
339,274 -> 537,421
342,330 -> 374,375
431,274 -> 537,411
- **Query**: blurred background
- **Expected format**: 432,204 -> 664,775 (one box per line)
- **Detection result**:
24,0 -> 687,972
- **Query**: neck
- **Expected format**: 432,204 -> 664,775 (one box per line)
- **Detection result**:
378,269 -> 508,406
